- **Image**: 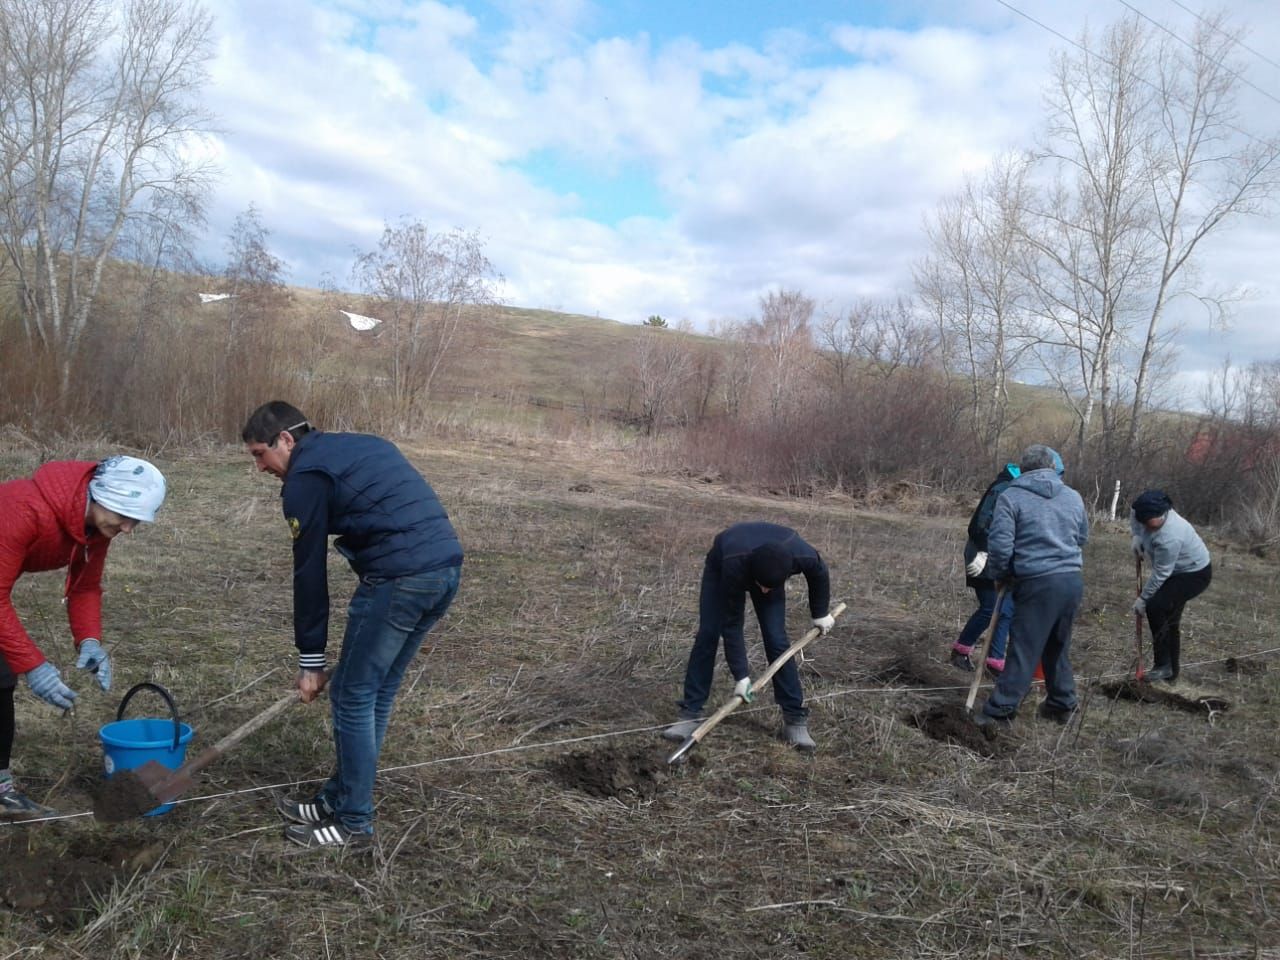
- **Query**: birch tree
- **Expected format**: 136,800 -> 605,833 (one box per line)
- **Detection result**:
0,0 -> 215,394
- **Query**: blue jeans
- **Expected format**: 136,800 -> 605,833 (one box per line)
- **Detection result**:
678,560 -> 807,722
318,566 -> 460,832
953,584 -> 1014,662
982,571 -> 1082,719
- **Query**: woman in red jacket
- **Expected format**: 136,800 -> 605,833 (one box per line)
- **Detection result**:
0,455 -> 166,819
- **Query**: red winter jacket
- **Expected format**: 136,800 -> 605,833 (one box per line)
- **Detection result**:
0,460 -> 109,674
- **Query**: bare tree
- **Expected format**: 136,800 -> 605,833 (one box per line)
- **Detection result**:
917,153 -> 1035,457
708,317 -> 757,419
623,327 -> 693,436
1125,11 -> 1280,451
1024,13 -> 1279,476
747,288 -> 814,422
0,0 -> 216,395
353,220 -> 501,419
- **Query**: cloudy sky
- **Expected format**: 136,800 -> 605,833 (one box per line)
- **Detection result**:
197,0 -> 1280,403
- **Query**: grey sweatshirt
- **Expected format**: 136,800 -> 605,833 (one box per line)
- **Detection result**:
1130,508 -> 1211,600
987,469 -> 1089,581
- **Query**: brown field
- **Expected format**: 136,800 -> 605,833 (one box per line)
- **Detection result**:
0,430 -> 1277,959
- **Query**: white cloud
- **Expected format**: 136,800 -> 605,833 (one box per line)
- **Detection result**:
195,0 -> 1280,361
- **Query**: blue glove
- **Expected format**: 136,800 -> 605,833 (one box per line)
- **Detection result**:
25,662 -> 78,710
76,639 -> 111,691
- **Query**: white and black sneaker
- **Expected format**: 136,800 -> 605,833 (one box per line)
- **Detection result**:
284,821 -> 374,850
275,794 -> 333,825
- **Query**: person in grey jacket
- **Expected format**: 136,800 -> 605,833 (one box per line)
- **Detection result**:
977,444 -> 1089,727
1130,490 -> 1212,683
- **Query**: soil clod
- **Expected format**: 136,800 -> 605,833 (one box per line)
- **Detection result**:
91,771 -> 160,822
909,703 -> 1002,757
551,746 -> 668,800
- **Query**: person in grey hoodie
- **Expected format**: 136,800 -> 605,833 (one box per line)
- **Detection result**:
1130,490 -> 1212,683
977,444 -> 1089,727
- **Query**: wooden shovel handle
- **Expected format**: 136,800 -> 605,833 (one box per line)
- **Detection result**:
674,601 -> 848,751
170,691 -> 299,780
965,585 -> 1006,713
1134,554 -> 1145,680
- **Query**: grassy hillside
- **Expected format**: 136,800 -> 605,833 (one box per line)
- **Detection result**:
0,431 -> 1275,958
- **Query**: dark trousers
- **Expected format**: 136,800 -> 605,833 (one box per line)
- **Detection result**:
1147,564 -> 1212,681
983,571 -> 1083,719
0,655 -> 14,770
678,560 -> 806,721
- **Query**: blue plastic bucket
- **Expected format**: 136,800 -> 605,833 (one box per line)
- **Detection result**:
99,682 -> 194,816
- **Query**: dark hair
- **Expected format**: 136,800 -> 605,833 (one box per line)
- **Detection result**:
241,401 -> 312,444
748,542 -> 792,589
1132,489 -> 1173,523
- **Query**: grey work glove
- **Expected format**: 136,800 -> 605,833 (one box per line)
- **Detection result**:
1131,535 -> 1144,559
25,662 -> 78,710
965,551 -> 988,578
75,638 -> 111,691
812,614 -> 835,635
733,677 -> 755,703
1132,597 -> 1147,617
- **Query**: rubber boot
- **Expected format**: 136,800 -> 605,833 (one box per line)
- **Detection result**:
782,722 -> 816,751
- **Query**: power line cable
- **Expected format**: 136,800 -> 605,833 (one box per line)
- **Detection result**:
993,0 -> 1279,151
1165,0 -> 1280,74
1116,0 -> 1280,110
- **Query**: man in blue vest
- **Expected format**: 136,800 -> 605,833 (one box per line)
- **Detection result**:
242,401 -> 463,849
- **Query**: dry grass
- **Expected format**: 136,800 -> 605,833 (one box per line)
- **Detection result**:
0,430 -> 1278,958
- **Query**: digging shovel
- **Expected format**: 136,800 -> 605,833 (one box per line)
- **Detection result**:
667,601 -> 847,764
129,691 -> 300,806
965,583 -> 1006,713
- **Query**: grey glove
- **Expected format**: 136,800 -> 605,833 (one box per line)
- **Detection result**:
75,638 -> 111,691
965,551 -> 988,578
25,662 -> 78,710
1132,597 -> 1146,617
733,677 -> 756,703
1131,535 -> 1144,559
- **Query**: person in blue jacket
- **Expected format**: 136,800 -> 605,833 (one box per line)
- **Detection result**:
242,401 -> 463,849
976,444 -> 1088,729
950,462 -> 1020,675
661,522 -> 833,750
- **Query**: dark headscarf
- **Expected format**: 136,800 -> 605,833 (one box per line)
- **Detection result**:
1132,489 -> 1173,523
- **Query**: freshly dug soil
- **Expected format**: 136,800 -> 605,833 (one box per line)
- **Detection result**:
0,834 -> 165,929
550,746 -> 669,800
91,771 -> 161,822
909,703 -> 1003,758
1099,679 -> 1230,715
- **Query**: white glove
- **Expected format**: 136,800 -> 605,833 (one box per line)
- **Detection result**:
1131,535 -> 1144,559
812,614 -> 835,635
1132,597 -> 1146,617
75,638 -> 111,691
733,677 -> 755,703
966,551 -> 988,578
25,662 -> 78,710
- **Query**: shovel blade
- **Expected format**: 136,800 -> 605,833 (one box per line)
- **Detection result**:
667,736 -> 698,765
127,759 -> 196,804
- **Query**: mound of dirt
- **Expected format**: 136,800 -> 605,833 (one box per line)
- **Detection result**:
0,834 -> 165,929
550,746 -> 669,800
1099,680 -> 1230,715
1223,657 -> 1268,676
908,704 -> 1002,757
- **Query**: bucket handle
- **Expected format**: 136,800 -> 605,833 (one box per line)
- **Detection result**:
115,681 -> 182,753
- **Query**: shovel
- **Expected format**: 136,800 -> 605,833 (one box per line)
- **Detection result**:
668,601 -> 846,764
965,583 -> 1006,713
127,691 -> 300,807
